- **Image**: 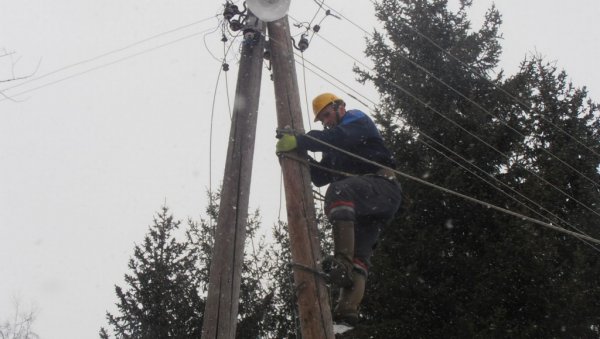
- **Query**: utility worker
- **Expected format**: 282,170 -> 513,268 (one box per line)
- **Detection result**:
275,93 -> 402,325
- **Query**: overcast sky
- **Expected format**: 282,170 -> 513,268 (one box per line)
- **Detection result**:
1,1 -> 599,338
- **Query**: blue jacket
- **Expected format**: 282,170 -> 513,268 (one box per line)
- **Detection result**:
296,109 -> 396,187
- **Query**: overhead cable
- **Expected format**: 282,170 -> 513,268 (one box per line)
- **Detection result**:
267,33 -> 600,250
305,30 -> 600,220
319,2 -> 600,162
292,134 -> 600,246
0,15 -> 219,99
315,32 -> 600,190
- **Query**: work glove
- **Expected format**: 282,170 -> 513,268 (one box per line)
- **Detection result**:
276,133 -> 297,153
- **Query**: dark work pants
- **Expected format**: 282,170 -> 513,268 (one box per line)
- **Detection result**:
324,175 -> 402,269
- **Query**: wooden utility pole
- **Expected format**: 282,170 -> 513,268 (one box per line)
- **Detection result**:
268,16 -> 335,338
201,13 -> 265,339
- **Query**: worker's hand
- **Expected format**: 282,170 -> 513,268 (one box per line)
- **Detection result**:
276,133 -> 297,153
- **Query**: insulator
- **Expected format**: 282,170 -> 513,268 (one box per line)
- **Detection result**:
229,19 -> 243,31
222,63 -> 229,72
313,25 -> 321,33
221,34 -> 228,43
325,9 -> 341,19
223,4 -> 239,20
298,35 -> 309,52
292,34 -> 309,52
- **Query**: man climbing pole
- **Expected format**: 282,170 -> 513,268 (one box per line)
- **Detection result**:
275,93 -> 402,326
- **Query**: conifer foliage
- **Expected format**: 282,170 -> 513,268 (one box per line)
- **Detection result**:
349,0 -> 600,337
100,207 -> 204,338
100,202 -> 274,339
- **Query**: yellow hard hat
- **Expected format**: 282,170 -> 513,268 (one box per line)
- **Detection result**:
312,93 -> 343,121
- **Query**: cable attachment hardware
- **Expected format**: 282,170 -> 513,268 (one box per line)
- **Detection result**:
325,9 -> 341,19
263,40 -> 272,71
223,1 -> 248,32
223,3 -> 239,20
292,34 -> 309,52
286,262 -> 330,282
263,40 -> 271,61
229,19 -> 244,31
240,11 -> 265,45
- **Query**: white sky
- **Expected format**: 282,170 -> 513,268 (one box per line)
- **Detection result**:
1,1 -> 598,338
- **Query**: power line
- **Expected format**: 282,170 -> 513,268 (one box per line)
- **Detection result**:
300,54 -> 313,130
208,33 -> 241,227
308,0 -> 326,29
298,52 -> 328,212
293,51 -> 600,250
0,30 -> 217,101
292,133 -> 600,246
319,2 -> 600,164
393,12 -> 600,160
0,15 -> 219,98
416,131 -> 600,252
314,32 -> 600,190
289,48 -> 376,108
222,30 -> 242,120
267,33 -> 600,250
301,27 -> 600,220
208,63 -> 224,230
203,19 -> 229,63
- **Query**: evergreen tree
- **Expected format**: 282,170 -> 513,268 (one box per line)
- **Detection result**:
495,57 -> 600,336
346,0 -> 600,337
101,197 -> 275,339
101,207 -> 204,338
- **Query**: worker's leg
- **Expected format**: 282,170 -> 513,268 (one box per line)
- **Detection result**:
323,178 -> 362,288
351,176 -> 402,270
329,220 -> 355,288
324,176 -> 400,287
333,267 -> 367,326
326,176 -> 401,224
325,175 -> 402,322
331,217 -> 381,325
353,217 -> 383,270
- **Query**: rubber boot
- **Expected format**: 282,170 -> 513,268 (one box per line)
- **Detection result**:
329,220 -> 355,288
334,269 -> 366,326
